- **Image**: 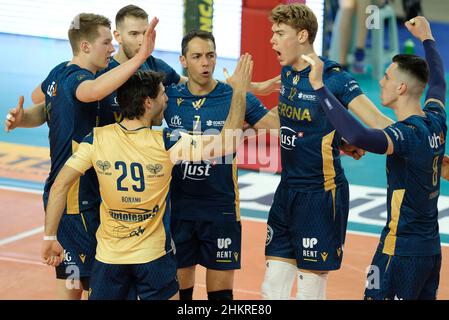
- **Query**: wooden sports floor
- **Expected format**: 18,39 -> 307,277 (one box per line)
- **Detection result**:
0,188 -> 447,300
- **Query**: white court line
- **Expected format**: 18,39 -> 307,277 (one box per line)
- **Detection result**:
0,226 -> 43,246
0,255 -> 44,266
0,185 -> 43,195
1,184 -> 447,247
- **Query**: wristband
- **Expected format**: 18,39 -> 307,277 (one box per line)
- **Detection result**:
43,235 -> 57,241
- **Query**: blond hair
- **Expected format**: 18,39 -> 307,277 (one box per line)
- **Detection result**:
270,4 -> 318,44
68,13 -> 111,55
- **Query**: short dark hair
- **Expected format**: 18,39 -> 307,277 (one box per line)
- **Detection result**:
181,30 -> 216,56
115,5 -> 148,28
392,54 -> 429,85
68,13 -> 111,55
117,70 -> 165,120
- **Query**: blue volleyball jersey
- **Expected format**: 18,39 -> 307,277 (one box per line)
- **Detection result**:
97,56 -> 181,126
278,58 -> 363,191
164,81 -> 269,221
41,62 -> 100,213
380,101 -> 446,256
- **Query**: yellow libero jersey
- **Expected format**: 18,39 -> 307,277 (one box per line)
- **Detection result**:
65,123 -> 200,264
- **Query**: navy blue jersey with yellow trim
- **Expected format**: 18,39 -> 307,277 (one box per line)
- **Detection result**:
164,81 -> 269,221
278,57 -> 363,191
97,56 -> 181,126
380,101 -> 447,256
41,62 -> 100,213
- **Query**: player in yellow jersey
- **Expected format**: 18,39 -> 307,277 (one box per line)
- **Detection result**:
40,53 -> 253,300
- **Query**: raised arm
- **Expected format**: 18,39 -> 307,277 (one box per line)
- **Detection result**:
405,16 -> 446,106
76,18 -> 159,102
303,53 -> 392,155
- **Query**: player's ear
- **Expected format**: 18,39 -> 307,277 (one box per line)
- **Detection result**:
397,82 -> 407,95
113,30 -> 121,44
80,40 -> 90,54
297,29 -> 309,44
144,97 -> 153,111
179,55 -> 187,69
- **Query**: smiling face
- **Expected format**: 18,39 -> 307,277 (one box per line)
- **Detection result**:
180,37 -> 217,87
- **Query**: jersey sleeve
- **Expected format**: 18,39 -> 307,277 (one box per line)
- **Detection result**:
147,56 -> 181,86
66,69 -> 95,101
65,130 -> 95,174
384,121 -> 419,157
325,69 -> 363,107
424,100 -> 446,122
244,93 -> 269,126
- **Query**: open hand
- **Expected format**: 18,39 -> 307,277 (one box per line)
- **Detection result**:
226,53 -> 253,92
136,17 -> 159,61
4,96 -> 24,132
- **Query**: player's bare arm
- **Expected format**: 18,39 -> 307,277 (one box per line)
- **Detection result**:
41,166 -> 83,268
4,96 -> 46,132
76,18 -> 159,102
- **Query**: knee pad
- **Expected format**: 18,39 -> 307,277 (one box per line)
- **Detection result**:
261,260 -> 297,300
296,270 -> 329,300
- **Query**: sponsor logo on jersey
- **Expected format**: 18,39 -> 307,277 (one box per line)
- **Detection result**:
96,160 -> 112,175
345,80 -> 360,92
280,126 -> 298,150
192,98 -> 206,110
181,160 -> 212,180
46,81 -> 57,97
278,102 -> 311,121
113,225 -> 146,238
170,115 -> 182,127
298,91 -> 316,101
146,164 -> 163,176
428,132 -> 445,149
206,120 -> 225,127
109,206 -> 159,222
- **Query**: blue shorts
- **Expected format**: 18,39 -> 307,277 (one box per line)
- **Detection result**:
89,252 -> 179,300
171,219 -> 241,270
364,249 -> 441,300
265,182 -> 349,271
55,208 -> 99,282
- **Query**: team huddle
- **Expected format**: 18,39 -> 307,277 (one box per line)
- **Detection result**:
4,3 -> 447,300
